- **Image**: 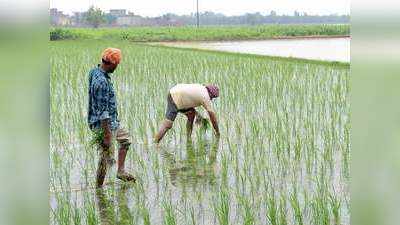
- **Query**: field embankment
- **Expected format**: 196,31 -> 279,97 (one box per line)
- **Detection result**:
50,24 -> 350,42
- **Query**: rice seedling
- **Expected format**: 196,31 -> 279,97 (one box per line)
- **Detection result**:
213,188 -> 230,225
279,195 -> 289,225
266,190 -> 279,225
329,192 -> 341,225
289,187 -> 304,225
162,198 -> 177,225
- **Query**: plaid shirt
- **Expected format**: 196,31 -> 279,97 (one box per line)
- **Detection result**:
87,65 -> 119,130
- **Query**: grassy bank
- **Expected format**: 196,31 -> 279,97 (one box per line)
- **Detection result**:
50,40 -> 349,224
50,24 -> 350,41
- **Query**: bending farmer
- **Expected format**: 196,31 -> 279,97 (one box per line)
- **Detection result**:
88,48 -> 135,188
155,83 -> 220,143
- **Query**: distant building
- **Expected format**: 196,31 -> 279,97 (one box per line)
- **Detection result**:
50,8 -> 57,16
151,16 -> 183,26
109,9 -> 127,17
116,16 -> 140,26
50,8 -> 71,26
115,12 -> 144,26
71,12 -> 86,27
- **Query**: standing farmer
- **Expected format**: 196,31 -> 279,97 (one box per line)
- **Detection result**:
155,83 -> 220,143
88,48 -> 135,187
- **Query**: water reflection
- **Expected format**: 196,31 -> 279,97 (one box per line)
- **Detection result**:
95,184 -> 135,225
161,138 -> 220,187
94,139 -> 220,225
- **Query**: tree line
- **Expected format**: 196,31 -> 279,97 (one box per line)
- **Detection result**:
74,6 -> 349,28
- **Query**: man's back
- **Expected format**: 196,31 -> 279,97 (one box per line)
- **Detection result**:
169,83 -> 211,110
87,66 -> 119,130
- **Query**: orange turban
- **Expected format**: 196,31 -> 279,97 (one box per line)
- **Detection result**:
101,47 -> 122,65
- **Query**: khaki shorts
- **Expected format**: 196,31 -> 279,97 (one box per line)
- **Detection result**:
113,128 -> 131,148
93,127 -> 131,149
165,93 -> 194,121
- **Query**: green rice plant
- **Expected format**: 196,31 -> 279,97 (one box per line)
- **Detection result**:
342,121 -> 350,179
85,192 -> 100,225
53,192 -> 72,225
294,133 -> 302,161
89,129 -> 104,148
238,194 -> 255,225
130,181 -> 152,225
141,203 -> 151,225
329,192 -> 341,225
162,198 -> 177,225
266,191 -> 278,225
188,205 -> 196,225
310,195 -> 330,225
278,194 -> 288,225
72,196 -> 82,225
289,188 -> 304,225
213,188 -> 230,225
310,167 -> 330,225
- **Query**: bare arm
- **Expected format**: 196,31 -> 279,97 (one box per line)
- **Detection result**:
207,110 -> 220,137
154,119 -> 173,143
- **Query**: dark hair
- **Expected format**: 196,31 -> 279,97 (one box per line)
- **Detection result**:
102,58 -> 111,65
205,84 -> 219,99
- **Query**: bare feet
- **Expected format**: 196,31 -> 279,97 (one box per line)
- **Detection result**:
117,171 -> 136,182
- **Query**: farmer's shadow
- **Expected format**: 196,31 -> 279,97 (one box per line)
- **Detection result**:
95,184 -> 134,225
161,137 -> 220,187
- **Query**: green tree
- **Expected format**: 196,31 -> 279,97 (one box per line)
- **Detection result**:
105,14 -> 117,25
85,6 -> 106,28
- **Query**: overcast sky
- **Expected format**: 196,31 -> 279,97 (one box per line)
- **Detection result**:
50,0 -> 350,16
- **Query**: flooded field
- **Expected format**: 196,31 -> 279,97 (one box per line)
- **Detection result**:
157,37 -> 350,62
50,40 -> 350,225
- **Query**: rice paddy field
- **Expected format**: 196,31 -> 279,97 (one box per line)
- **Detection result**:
50,40 -> 350,225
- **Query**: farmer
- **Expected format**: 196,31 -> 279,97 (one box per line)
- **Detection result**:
88,47 -> 135,187
154,83 -> 220,143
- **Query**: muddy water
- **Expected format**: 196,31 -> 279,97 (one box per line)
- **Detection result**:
50,138 -> 226,225
157,37 -> 350,62
50,131 -> 348,225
